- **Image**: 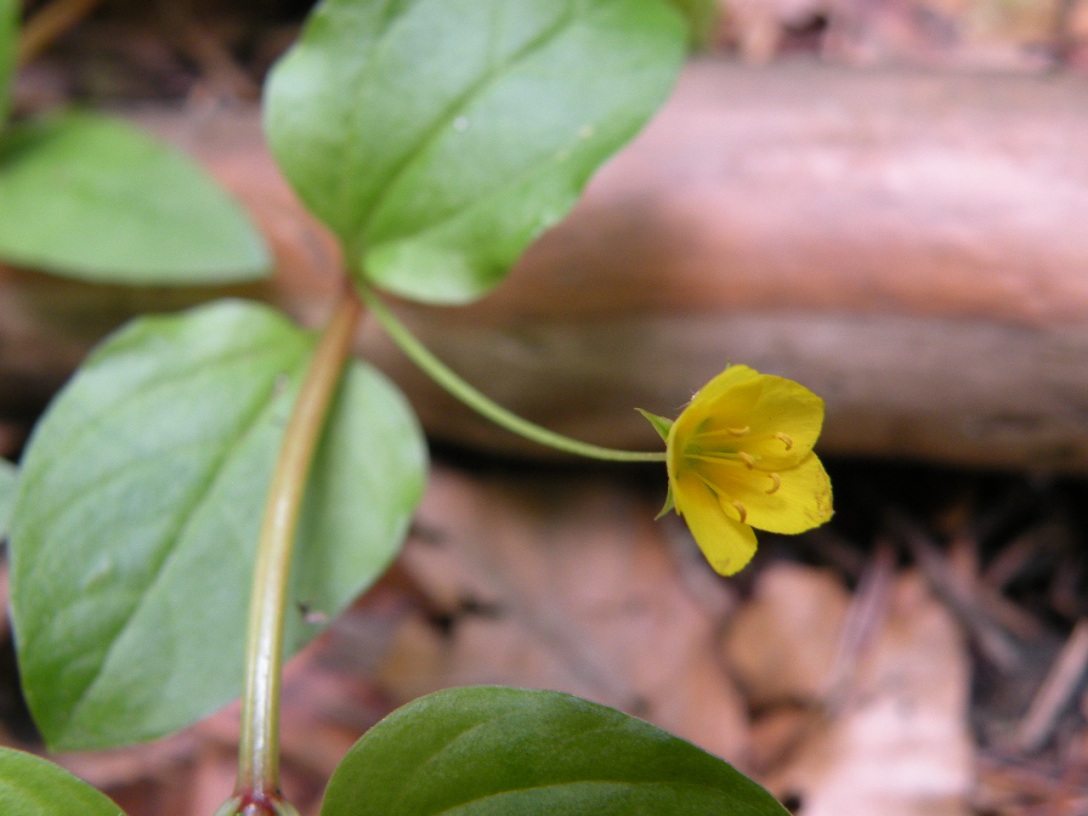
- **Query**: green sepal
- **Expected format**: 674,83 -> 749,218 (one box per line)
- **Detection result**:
636,407 -> 673,442
655,481 -> 676,519
635,408 -> 675,517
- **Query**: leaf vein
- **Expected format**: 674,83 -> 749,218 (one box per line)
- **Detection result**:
351,0 -> 577,256
62,352 -> 305,730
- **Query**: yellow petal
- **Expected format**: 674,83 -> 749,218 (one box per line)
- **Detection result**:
670,367 -> 761,448
673,471 -> 759,576
689,364 -> 763,405
695,453 -> 833,534
696,375 -> 825,465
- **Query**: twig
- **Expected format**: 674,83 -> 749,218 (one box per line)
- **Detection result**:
889,510 -> 1021,670
1015,618 -> 1088,754
17,0 -> 104,66
154,1 -> 259,101
822,539 -> 896,712
953,529 -> 1047,641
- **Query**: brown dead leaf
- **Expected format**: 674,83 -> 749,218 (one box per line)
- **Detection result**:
376,464 -> 751,763
762,571 -> 974,816
725,0 -> 830,62
725,563 -> 852,708
1074,0 -> 1088,38
823,0 -> 1060,69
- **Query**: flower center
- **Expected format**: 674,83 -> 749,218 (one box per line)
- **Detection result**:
683,438 -> 787,500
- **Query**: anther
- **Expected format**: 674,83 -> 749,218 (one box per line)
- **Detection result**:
726,426 -> 750,436
766,473 -> 781,494
775,432 -> 794,450
739,452 -> 757,468
732,501 -> 748,523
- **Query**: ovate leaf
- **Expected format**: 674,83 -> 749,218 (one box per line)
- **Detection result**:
0,113 -> 270,284
0,0 -> 15,127
322,686 -> 790,815
265,0 -> 685,304
0,747 -> 124,816
0,458 -> 15,537
9,300 -> 426,750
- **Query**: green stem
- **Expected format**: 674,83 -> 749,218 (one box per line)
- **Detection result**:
233,289 -> 362,809
361,287 -> 665,464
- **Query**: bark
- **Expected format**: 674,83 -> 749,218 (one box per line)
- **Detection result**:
3,58 -> 1088,470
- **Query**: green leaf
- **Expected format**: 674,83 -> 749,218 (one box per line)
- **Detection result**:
668,0 -> 719,47
322,686 -> 790,815
0,457 -> 16,537
0,113 -> 270,284
0,747 -> 124,816
8,300 -> 426,750
0,0 -> 15,127
265,0 -> 685,305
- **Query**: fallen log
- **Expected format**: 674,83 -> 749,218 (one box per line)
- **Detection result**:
2,58 -> 1088,471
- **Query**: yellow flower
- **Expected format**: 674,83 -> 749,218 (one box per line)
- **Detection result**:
641,365 -> 833,576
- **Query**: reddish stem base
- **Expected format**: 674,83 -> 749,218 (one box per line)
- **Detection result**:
215,790 -> 300,816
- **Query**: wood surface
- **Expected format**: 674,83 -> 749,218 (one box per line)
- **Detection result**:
2,58 -> 1088,470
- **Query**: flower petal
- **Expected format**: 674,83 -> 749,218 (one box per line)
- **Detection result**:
670,366 -> 761,445
673,471 -> 759,576
699,376 -> 824,464
672,368 -> 825,472
690,364 -> 764,405
696,453 -> 833,534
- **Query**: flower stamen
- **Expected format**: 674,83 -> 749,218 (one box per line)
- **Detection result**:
726,426 -> 750,436
731,500 -> 748,523
739,452 -> 757,469
766,473 -> 781,494
775,432 -> 794,450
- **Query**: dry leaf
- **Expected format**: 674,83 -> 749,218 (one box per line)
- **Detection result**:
763,571 -> 973,816
377,464 -> 751,762
725,563 -> 852,707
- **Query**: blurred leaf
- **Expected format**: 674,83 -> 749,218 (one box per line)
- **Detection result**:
0,113 -> 270,284
9,300 -> 426,750
322,686 -> 789,815
669,0 -> 719,47
265,0 -> 685,304
0,457 -> 15,537
0,747 -> 124,816
0,0 -> 14,127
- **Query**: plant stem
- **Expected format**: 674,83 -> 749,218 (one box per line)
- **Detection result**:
233,289 -> 362,809
361,287 -> 666,464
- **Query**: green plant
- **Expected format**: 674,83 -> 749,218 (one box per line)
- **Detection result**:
0,0 -> 268,285
0,1 -> 828,813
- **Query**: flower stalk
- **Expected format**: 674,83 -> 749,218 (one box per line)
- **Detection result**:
361,287 -> 665,464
